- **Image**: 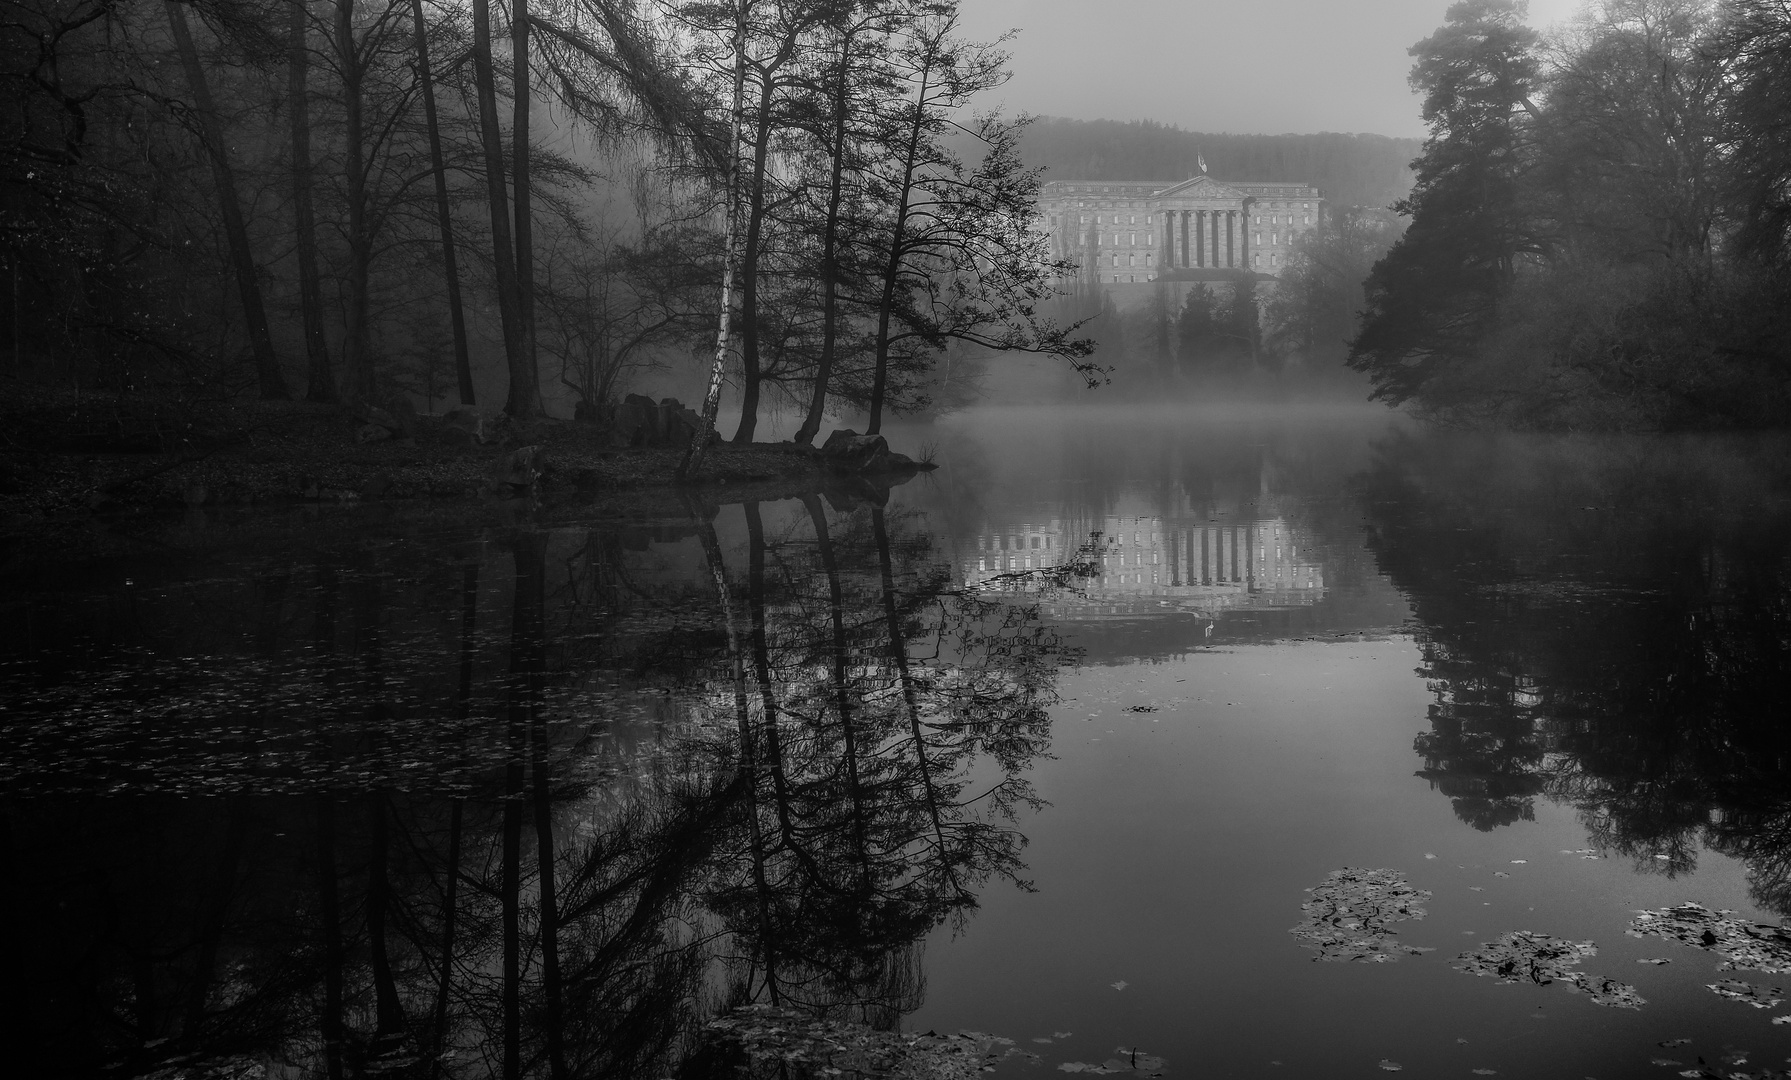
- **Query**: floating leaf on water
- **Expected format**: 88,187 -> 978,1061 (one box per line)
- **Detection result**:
1054,1032 -> 1074,1039
1470,886 -> 1485,892
1495,872 -> 1511,878
1472,1070 -> 1497,1076
1652,1059 -> 1682,1067
707,1005 -> 1014,1078
1111,981 -> 1128,991
1425,854 -> 1438,860
1659,1039 -> 1692,1048
1638,958 -> 1673,965
1773,1015 -> 1791,1026
1378,1060 -> 1403,1072
1454,931 -> 1645,1009
1290,868 -> 1434,962
1125,704 -> 1157,713
1630,903 -> 1791,974
1708,979 -> 1784,1008
1512,860 -> 1528,864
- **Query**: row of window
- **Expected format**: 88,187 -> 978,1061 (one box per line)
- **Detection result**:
1068,212 -> 1311,227
1097,251 -> 1282,267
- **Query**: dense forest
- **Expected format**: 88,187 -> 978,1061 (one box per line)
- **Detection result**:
0,0 -> 1097,453
1350,0 -> 1791,430
1014,119 -> 1422,212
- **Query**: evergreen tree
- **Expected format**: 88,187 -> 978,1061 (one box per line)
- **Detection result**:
1348,0 -> 1543,405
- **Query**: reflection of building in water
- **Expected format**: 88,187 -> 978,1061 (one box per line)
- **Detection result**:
961,514 -> 1324,618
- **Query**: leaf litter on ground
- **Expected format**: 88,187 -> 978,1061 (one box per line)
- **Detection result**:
1290,868 -> 1435,962
1453,931 -> 1645,1008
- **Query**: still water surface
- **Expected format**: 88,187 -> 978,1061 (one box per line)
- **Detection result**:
7,404 -> 1791,1079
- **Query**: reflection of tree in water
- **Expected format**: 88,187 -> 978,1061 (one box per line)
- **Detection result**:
1,495 -> 1073,1078
1359,430 -> 1791,906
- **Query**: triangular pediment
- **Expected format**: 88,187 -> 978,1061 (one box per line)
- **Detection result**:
1152,176 -> 1247,201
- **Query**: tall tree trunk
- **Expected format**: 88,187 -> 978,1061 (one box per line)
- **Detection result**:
873,506 -> 951,860
529,584 -> 565,1080
181,797 -> 246,1036
680,0 -> 748,479
796,29 -> 854,446
367,795 -> 407,1044
744,502 -> 795,831
699,511 -> 779,1000
335,0 -> 375,400
507,0 -> 540,418
731,74 -> 776,444
502,533 -> 545,1080
315,796 -> 346,1080
164,2 -> 289,400
290,0 -> 334,402
409,0 -> 474,406
471,0 -> 526,415
429,562 -> 477,1080
869,64 -> 933,436
802,494 -> 869,881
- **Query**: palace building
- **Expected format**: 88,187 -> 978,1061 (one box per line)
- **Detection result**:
1038,177 -> 1324,286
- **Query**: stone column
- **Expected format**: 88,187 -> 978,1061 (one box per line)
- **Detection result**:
1226,210 -> 1236,268
1195,211 -> 1205,267
1211,212 -> 1221,272
1240,199 -> 1251,269
1179,210 -> 1190,268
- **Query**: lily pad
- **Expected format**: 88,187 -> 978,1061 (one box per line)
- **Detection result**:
1290,868 -> 1435,962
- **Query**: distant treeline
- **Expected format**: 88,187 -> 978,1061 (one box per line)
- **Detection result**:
1016,118 -> 1421,210
1350,0 -> 1791,431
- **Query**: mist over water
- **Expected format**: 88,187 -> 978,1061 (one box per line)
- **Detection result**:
10,402 -> 1791,1076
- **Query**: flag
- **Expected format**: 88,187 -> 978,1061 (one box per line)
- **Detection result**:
1197,152 -> 1207,174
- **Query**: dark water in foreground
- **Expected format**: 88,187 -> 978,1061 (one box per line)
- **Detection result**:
7,404 -> 1791,1079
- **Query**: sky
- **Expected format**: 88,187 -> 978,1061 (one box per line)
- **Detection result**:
956,0 -> 1586,138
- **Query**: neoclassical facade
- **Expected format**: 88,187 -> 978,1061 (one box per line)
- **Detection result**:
1038,177 -> 1324,285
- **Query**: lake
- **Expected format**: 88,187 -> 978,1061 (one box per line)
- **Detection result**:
7,403 -> 1791,1079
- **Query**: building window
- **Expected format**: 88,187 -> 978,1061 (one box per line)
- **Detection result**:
1254,254 -> 1261,265
1271,254 -> 1278,266
1146,215 -> 1153,225
1304,214 -> 1310,224
1128,233 -> 1135,246
1145,253 -> 1153,266
1128,253 -> 1135,266
1254,232 -> 1261,245
1080,215 -> 1089,224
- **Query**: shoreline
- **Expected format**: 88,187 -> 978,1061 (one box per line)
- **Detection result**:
0,393 -> 931,538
